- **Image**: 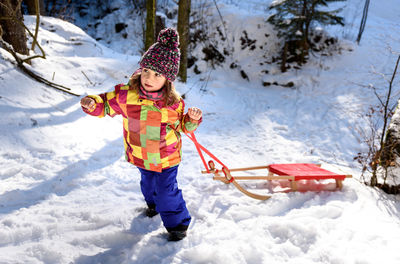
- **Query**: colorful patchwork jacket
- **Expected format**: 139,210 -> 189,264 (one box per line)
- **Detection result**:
82,83 -> 201,172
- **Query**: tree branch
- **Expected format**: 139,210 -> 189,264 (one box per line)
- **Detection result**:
31,0 -> 40,51
1,38 -> 80,96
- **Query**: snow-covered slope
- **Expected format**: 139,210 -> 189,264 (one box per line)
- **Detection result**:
0,0 -> 400,263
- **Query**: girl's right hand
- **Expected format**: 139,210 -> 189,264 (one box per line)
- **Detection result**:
80,96 -> 96,111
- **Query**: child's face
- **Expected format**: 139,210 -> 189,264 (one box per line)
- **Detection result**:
140,68 -> 167,92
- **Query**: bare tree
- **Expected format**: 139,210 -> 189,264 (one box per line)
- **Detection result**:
356,0 -> 370,44
355,55 -> 400,191
25,0 -> 46,15
177,0 -> 190,82
25,0 -> 42,51
0,0 -> 29,55
370,55 -> 400,186
145,0 -> 156,51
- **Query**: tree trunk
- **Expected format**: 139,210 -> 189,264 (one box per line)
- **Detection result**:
144,0 -> 156,51
0,0 -> 29,55
177,0 -> 190,82
25,0 -> 46,15
280,42 -> 288,72
357,0 -> 370,44
301,0 -> 310,64
300,37 -> 309,64
155,14 -> 164,39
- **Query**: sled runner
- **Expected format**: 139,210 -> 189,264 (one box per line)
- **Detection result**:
185,132 -> 352,200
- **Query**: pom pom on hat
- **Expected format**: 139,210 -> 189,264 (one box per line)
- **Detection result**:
139,28 -> 180,82
157,28 -> 179,48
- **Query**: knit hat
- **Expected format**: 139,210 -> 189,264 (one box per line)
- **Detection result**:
139,28 -> 180,82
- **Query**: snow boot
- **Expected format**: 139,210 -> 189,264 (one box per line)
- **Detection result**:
145,204 -> 158,218
166,224 -> 188,241
167,230 -> 187,241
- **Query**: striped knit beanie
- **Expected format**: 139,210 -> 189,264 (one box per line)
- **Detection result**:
139,28 -> 180,82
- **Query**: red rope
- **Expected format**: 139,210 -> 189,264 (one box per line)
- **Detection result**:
185,131 -> 210,172
184,131 -> 229,173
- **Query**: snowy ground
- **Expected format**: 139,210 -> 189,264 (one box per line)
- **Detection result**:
1,1 -> 400,263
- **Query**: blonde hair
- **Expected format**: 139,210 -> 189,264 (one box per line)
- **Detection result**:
129,72 -> 181,107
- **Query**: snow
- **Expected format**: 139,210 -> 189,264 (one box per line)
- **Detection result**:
1,0 -> 400,263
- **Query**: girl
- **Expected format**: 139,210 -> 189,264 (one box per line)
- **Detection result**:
80,28 -> 202,241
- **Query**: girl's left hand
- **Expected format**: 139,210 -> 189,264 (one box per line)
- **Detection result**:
188,107 -> 202,121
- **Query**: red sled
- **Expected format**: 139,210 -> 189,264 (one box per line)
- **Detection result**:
186,132 -> 352,200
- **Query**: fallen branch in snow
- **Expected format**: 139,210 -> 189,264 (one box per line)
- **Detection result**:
0,38 -> 80,96
0,4 -> 79,97
81,70 -> 93,85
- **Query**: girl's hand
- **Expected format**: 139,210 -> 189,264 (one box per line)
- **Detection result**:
80,96 -> 96,111
188,107 -> 202,121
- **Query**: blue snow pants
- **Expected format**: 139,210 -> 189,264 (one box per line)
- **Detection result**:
138,165 -> 191,230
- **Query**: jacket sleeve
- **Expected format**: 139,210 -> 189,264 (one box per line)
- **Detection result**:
81,84 -> 125,118
177,99 -> 202,133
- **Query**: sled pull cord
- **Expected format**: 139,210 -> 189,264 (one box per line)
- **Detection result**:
184,131 -> 270,200
184,131 -> 209,172
184,131 -> 229,174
